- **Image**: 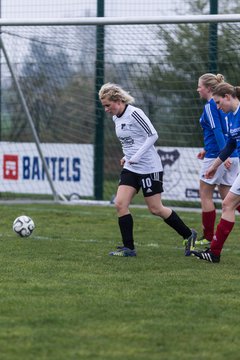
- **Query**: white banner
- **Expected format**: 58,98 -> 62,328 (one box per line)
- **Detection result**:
157,146 -> 221,202
0,142 -> 94,196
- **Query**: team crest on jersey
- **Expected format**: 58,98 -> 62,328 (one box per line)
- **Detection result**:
121,123 -> 132,131
157,149 -> 181,192
119,136 -> 134,147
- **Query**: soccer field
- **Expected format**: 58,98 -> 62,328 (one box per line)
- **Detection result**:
0,203 -> 240,360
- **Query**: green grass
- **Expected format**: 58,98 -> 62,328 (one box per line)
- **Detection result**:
0,203 -> 240,360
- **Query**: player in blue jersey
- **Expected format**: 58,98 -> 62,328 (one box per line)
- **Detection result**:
192,82 -> 240,262
99,82 -> 196,257
195,73 -> 239,247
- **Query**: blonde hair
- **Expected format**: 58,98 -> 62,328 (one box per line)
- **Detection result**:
199,73 -> 225,91
98,83 -> 135,104
212,82 -> 240,100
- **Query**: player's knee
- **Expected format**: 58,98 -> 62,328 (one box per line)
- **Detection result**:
148,205 -> 163,217
114,200 -> 122,212
222,200 -> 234,213
115,198 -> 127,213
200,188 -> 212,201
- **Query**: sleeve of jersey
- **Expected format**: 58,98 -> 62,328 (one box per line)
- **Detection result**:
213,127 -> 226,150
129,110 -> 158,163
129,133 -> 158,163
219,138 -> 237,161
206,102 -> 226,150
131,109 -> 157,135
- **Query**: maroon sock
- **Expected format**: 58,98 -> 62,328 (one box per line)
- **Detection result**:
211,218 -> 234,256
202,210 -> 216,241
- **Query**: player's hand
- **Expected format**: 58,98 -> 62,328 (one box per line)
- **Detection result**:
129,155 -> 139,164
120,157 -> 126,166
224,158 -> 232,170
197,149 -> 206,160
205,167 -> 217,179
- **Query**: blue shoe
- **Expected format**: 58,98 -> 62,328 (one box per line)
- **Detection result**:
184,229 -> 197,256
109,247 -> 137,257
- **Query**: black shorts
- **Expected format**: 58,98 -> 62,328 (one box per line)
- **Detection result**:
119,169 -> 164,197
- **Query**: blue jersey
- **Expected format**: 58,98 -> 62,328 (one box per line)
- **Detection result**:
237,140 -> 240,158
227,105 -> 240,143
221,111 -> 238,158
199,98 -> 237,158
219,105 -> 240,161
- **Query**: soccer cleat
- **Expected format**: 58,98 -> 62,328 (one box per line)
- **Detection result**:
191,248 -> 220,263
195,236 -> 211,246
109,247 -> 137,257
184,229 -> 197,256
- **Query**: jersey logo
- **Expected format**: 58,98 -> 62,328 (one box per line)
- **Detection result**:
121,123 -> 132,131
146,188 -> 152,193
119,136 -> 134,148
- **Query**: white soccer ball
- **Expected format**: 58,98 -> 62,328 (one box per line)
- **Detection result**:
13,215 -> 35,237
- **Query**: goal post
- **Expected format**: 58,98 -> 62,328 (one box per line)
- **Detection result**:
0,36 -> 60,201
1,14 -> 240,205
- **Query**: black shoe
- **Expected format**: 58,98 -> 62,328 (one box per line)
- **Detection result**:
191,248 -> 220,263
184,229 -> 197,256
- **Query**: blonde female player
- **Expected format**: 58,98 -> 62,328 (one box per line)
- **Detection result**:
99,82 -> 196,257
192,82 -> 240,263
195,73 -> 239,247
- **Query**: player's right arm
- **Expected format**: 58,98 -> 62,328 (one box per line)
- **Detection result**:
207,101 -> 226,151
205,138 -> 237,178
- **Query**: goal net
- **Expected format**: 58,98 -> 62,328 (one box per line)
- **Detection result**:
1,16 -> 240,205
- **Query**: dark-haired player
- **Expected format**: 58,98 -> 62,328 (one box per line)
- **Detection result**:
192,82 -> 240,263
195,73 -> 239,247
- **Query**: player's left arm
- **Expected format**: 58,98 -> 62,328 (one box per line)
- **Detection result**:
129,133 -> 158,164
129,109 -> 158,164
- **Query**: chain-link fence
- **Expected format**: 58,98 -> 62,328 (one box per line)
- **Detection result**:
1,1 -> 240,203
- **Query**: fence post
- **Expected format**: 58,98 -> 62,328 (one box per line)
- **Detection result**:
94,0 -> 105,200
209,0 -> 218,73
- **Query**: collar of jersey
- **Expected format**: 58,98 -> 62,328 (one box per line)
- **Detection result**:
233,104 -> 240,116
117,104 -> 128,118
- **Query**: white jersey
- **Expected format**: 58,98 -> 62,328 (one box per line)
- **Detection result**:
113,104 -> 163,174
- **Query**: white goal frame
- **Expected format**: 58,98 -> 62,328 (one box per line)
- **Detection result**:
1,14 -> 240,26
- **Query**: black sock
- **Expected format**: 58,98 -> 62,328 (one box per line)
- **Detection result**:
164,210 -> 192,239
118,214 -> 134,250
